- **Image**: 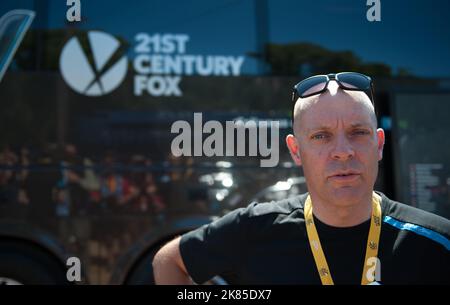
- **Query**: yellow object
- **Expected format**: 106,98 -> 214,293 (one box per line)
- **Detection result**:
304,192 -> 382,285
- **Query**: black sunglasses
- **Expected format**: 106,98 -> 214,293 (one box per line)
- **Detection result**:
290,72 -> 375,126
292,72 -> 375,104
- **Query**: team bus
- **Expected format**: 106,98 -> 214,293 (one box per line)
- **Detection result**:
0,0 -> 449,284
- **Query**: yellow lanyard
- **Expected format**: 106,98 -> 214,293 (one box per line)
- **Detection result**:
304,192 -> 382,285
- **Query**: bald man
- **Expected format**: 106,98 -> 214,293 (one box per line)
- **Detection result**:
153,73 -> 450,285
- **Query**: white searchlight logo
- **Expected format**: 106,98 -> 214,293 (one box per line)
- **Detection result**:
59,31 -> 246,97
59,31 -> 128,96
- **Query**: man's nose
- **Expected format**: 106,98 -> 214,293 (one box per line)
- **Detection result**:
331,134 -> 355,161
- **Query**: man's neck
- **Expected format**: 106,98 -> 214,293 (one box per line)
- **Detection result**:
308,193 -> 373,228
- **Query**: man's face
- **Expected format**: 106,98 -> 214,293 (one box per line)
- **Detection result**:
286,85 -> 385,206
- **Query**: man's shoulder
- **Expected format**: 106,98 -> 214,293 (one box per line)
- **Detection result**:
220,193 -> 308,234
243,193 -> 308,219
379,192 -> 450,240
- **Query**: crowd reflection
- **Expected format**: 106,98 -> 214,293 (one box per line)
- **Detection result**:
0,143 -> 183,218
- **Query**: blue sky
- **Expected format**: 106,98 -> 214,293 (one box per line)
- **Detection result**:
1,0 -> 450,77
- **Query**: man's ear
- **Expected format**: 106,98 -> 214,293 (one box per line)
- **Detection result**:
376,128 -> 385,161
286,134 -> 302,166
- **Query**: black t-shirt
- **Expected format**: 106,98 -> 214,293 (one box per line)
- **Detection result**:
179,192 -> 450,284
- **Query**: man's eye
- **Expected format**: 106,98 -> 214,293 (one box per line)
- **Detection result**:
353,130 -> 370,136
311,134 -> 329,140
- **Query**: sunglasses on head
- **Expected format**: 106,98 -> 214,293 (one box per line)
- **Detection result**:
292,72 -> 375,104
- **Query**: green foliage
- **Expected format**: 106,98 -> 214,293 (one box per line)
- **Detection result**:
262,42 -> 395,77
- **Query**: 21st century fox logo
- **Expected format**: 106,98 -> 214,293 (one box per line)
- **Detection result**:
59,31 -> 245,97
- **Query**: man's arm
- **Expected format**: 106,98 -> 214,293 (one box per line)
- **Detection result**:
152,236 -> 194,285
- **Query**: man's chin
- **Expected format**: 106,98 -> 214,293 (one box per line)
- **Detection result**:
329,186 -> 366,205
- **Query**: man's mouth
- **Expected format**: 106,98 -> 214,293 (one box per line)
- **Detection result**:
329,172 -> 361,182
